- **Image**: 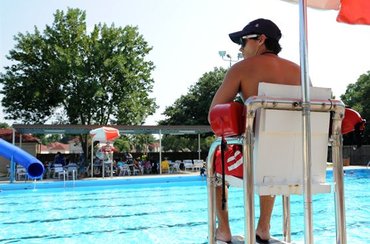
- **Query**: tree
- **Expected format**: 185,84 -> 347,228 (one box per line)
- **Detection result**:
129,134 -> 156,152
38,134 -> 62,145
161,134 -> 212,152
113,136 -> 131,153
159,67 -> 228,151
0,122 -> 10,129
340,71 -> 370,144
1,8 -> 156,125
0,8 -> 157,160
160,67 -> 227,125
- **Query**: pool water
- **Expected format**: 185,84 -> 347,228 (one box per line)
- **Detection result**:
0,169 -> 369,243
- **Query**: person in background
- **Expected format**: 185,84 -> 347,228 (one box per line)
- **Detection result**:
208,18 -> 302,243
151,158 -> 158,174
160,158 -> 170,173
43,161 -> 51,179
143,160 -> 152,174
200,162 -> 206,177
133,158 -> 143,175
116,158 -> 124,176
54,152 -> 66,166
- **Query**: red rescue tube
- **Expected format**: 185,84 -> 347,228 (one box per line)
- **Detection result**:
342,108 -> 366,135
209,102 -> 246,137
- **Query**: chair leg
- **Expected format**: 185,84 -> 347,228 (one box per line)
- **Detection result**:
282,195 -> 291,242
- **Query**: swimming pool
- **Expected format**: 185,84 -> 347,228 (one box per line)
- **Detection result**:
0,169 -> 368,243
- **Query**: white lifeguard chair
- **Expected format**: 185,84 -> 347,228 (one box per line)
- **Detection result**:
207,83 -> 346,243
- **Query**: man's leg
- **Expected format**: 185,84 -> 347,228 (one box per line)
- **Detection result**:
256,195 -> 275,240
216,185 -> 232,242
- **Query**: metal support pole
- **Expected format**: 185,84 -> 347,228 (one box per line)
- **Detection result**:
207,143 -> 218,244
91,142 -> 94,178
243,108 -> 256,244
282,195 -> 291,243
298,0 -> 314,243
159,129 -> 162,174
110,152 -> 113,177
198,133 -> 201,159
10,129 -> 16,183
10,155 -> 15,183
331,110 -> 347,244
102,151 -> 105,178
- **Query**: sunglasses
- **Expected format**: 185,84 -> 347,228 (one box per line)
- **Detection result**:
240,34 -> 260,48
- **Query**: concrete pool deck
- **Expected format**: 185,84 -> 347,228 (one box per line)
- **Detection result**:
0,170 -> 202,184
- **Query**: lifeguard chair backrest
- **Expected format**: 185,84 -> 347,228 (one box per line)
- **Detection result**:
254,83 -> 332,195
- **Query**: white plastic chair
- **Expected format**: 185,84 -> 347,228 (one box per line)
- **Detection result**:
52,163 -> 67,180
207,83 -> 346,243
183,159 -> 193,171
16,165 -> 28,181
132,166 -> 141,175
170,160 -> 181,173
119,164 -> 131,176
193,160 -> 204,171
66,163 -> 78,180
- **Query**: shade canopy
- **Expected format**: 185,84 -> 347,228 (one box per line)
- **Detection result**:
90,127 -> 120,142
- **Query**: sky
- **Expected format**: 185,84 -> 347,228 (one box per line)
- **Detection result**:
1,0 -> 369,126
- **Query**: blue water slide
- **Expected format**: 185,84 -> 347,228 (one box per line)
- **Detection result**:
0,138 -> 44,179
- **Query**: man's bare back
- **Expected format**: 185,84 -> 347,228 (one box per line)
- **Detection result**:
210,53 -> 301,111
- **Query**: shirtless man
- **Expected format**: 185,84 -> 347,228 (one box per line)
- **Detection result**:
208,18 -> 301,243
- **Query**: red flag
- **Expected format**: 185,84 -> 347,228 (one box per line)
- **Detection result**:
285,0 -> 370,25
337,0 -> 370,25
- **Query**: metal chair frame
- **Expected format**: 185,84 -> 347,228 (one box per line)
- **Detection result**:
207,96 -> 346,244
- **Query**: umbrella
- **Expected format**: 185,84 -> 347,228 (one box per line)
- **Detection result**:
286,0 -> 370,24
89,126 -> 120,142
89,127 -> 120,178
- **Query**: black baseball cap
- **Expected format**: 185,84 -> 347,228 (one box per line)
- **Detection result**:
229,18 -> 282,45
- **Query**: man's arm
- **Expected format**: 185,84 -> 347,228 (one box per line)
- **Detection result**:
208,66 -> 241,123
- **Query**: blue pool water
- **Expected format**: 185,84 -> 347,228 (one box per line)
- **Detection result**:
0,169 -> 369,243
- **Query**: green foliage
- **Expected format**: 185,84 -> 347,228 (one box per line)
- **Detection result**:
0,8 -> 157,125
0,122 -> 10,128
159,67 -> 227,125
38,134 -> 62,145
113,137 -> 131,153
341,71 -> 370,144
161,135 -> 194,152
161,134 -> 216,152
158,67 -> 225,151
113,134 -> 156,153
129,134 -> 156,152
